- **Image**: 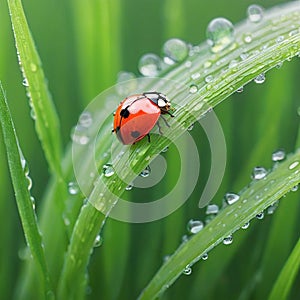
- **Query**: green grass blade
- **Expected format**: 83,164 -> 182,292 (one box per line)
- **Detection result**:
0,83 -> 53,298
138,149 -> 300,299
7,0 -> 62,177
57,2 -> 300,298
268,237 -> 300,300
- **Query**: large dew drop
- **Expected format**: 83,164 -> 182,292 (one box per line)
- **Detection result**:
103,164 -> 115,177
272,149 -> 286,162
187,219 -> 204,234
224,192 -> 240,205
251,166 -> 267,180
247,5 -> 264,23
162,38 -> 189,64
138,53 -> 162,76
206,17 -> 235,53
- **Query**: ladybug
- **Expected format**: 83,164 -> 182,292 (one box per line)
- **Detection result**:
113,92 -> 174,145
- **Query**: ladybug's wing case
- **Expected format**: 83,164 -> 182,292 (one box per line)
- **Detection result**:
114,97 -> 161,145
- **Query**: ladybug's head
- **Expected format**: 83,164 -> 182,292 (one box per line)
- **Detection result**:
143,92 -> 174,116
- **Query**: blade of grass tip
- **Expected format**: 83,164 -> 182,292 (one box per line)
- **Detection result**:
58,2 -> 300,298
268,237 -> 300,300
7,0 -> 63,179
0,83 -> 53,298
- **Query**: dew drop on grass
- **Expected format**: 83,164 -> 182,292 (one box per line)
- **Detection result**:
223,235 -> 233,245
93,235 -> 103,247
206,204 -> 219,215
252,166 -> 267,180
187,219 -> 204,234
241,221 -> 250,229
191,72 -> 200,80
291,185 -> 299,192
22,78 -> 29,87
139,165 -> 151,178
247,5 -> 264,23
161,146 -> 169,153
254,73 -> 265,84
267,201 -> 279,214
162,38 -> 189,64
224,192 -> 240,205
138,53 -> 162,76
236,86 -> 244,93
183,264 -> 192,275
71,126 -> 89,145
79,112 -> 93,128
26,175 -> 33,190
30,196 -> 36,210
206,17 -> 235,53
243,34 -> 253,43
202,253 -> 208,260
189,84 -> 198,94
125,184 -> 133,191
256,212 -> 265,219
289,161 -> 299,170
205,75 -> 214,83
276,36 -> 284,44
272,149 -> 286,162
68,181 -> 79,195
187,123 -> 194,131
103,164 -> 115,177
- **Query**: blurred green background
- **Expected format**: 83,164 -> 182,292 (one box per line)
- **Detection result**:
1,0 -> 299,299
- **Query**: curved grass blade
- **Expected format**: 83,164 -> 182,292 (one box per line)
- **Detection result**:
7,0 -> 62,178
138,149 -> 300,299
0,83 -> 53,298
58,2 -> 300,298
268,237 -> 300,300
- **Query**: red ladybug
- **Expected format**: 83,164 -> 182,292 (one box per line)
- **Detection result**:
113,92 -> 174,145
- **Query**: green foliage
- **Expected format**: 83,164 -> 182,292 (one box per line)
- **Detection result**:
0,0 -> 299,300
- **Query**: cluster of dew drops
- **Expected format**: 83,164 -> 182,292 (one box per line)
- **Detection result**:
178,148 -> 299,276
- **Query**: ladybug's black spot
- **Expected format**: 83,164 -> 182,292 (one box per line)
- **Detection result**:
120,108 -> 130,118
131,131 -> 140,138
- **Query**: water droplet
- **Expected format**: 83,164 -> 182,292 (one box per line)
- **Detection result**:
71,126 -> 89,145
254,73 -> 265,84
247,5 -> 264,23
161,146 -> 169,153
289,161 -> 299,170
206,204 -> 219,215
189,84 -> 198,94
205,75 -> 214,83
181,234 -> 189,243
256,212 -> 264,219
26,175 -> 33,190
183,264 -> 192,275
224,192 -> 240,205
18,246 -> 31,260
241,221 -> 250,229
103,164 -> 115,177
30,63 -> 38,72
202,253 -> 208,260
125,184 -> 133,191
22,78 -> 29,87
139,165 -> 151,178
79,112 -> 93,128
93,235 -> 103,247
240,53 -> 249,60
30,196 -> 36,210
206,18 -> 234,53
187,123 -> 194,131
252,166 -> 267,180
267,201 -> 279,214
276,36 -> 284,44
116,71 -> 137,96
138,53 -> 162,76
243,34 -> 253,43
30,109 -> 36,120
187,219 -> 204,234
63,217 -> 70,226
162,38 -> 189,64
272,149 -> 286,162
236,86 -> 244,93
185,60 -> 192,68
191,72 -> 200,80
223,235 -> 233,245
291,185 -> 298,192
68,181 -> 79,195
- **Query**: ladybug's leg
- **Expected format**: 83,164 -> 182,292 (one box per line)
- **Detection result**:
147,134 -> 151,143
156,120 -> 164,135
160,115 -> 170,128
